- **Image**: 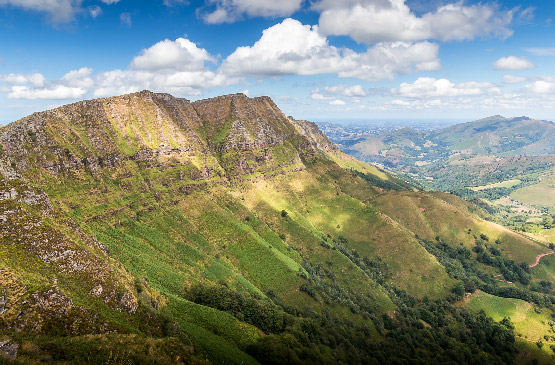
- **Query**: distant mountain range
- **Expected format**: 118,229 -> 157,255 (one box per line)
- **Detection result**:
325,116 -> 555,216
342,116 -> 555,167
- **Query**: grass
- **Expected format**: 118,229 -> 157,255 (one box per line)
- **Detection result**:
240,163 -> 454,301
471,179 -> 522,191
372,190 -> 548,265
527,227 -> 555,244
464,291 -> 555,345
511,173 -> 555,209
167,295 -> 260,363
515,338 -> 555,365
530,254 -> 555,283
329,150 -> 389,180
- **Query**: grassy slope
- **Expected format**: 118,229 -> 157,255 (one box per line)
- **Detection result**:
463,291 -> 555,363
371,190 -> 549,264
239,156 -> 456,300
1,94 -> 403,362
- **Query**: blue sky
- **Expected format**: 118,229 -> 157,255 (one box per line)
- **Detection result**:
0,0 -> 554,124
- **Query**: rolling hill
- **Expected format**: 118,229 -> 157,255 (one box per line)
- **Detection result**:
335,116 -> 555,222
1,92 -> 554,363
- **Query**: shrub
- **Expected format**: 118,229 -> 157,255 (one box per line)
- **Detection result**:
27,130 -> 37,143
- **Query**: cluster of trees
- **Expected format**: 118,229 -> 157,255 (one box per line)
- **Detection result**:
299,259 -> 380,317
542,215 -> 554,229
473,244 -> 531,285
420,239 -> 555,309
185,283 -> 286,333
350,169 -> 417,191
326,234 -> 391,285
185,281 -> 516,364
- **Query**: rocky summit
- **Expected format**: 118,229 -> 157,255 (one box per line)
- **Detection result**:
0,92 -> 553,364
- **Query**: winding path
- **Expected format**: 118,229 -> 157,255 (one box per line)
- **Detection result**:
529,251 -> 555,268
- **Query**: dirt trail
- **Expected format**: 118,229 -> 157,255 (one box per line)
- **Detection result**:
529,251 -> 555,268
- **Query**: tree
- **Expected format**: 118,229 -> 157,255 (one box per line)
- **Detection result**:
542,216 -> 553,229
451,282 -> 465,301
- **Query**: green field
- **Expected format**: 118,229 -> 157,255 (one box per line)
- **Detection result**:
511,173 -> 555,209
472,179 -> 522,191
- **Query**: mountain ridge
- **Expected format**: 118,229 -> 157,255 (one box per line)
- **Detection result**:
1,92 -> 553,364
0,90 -> 336,184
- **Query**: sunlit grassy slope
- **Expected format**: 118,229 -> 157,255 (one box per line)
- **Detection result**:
372,190 -> 548,264
463,290 -> 555,362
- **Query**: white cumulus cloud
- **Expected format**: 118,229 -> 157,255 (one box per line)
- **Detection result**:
314,0 -> 515,44
8,85 -> 87,99
329,99 -> 346,105
1,73 -> 45,87
0,0 -> 81,23
396,77 -> 500,98
311,84 -> 367,100
93,37 -> 233,97
2,67 -> 94,100
92,69 -> 231,98
201,0 -> 303,24
525,79 -> 555,94
62,67 -> 94,88
131,38 -> 215,71
493,56 -> 535,70
220,18 -> 440,81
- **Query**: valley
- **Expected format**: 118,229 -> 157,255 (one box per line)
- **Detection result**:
319,116 -> 555,228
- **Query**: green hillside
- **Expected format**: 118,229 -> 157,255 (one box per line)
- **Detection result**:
334,116 -> 555,231
1,92 -> 554,363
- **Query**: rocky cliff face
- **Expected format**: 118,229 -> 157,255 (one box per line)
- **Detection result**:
0,177 -> 138,337
288,117 -> 338,152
